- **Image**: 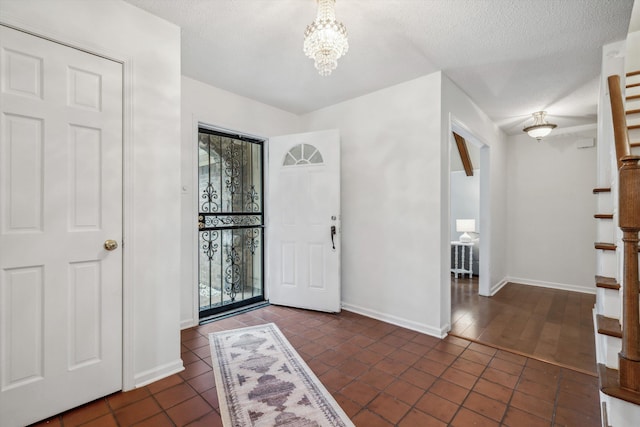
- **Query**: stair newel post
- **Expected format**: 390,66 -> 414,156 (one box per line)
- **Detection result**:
618,155 -> 640,392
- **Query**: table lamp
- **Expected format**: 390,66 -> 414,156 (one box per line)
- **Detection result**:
456,219 -> 475,243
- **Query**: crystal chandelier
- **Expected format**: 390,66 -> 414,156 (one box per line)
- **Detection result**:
523,111 -> 557,141
303,0 -> 349,76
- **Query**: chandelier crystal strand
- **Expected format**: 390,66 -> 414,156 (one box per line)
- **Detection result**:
303,0 -> 349,76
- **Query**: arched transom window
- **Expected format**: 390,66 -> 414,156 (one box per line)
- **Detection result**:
282,143 -> 324,166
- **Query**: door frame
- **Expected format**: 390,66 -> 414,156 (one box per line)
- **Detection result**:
0,19 -> 135,390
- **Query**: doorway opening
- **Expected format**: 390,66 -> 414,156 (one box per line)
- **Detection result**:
197,127 -> 265,319
448,122 -> 491,340
450,131 -> 481,280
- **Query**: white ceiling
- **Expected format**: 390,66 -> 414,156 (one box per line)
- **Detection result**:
123,0 -> 634,135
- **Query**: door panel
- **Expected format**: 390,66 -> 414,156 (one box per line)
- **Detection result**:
268,130 -> 341,313
68,261 -> 102,369
0,26 -> 123,427
2,113 -> 43,231
69,125 -> 102,228
2,266 -> 44,389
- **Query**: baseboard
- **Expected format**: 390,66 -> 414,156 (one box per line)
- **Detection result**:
505,276 -> 596,295
181,318 -> 197,330
490,278 -> 509,296
133,359 -> 185,388
341,302 -> 449,339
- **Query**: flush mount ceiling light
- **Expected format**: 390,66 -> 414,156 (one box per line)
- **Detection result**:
523,111 -> 557,141
303,0 -> 349,76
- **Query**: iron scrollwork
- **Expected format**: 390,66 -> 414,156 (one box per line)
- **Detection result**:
224,237 -> 242,301
201,230 -> 219,261
224,140 -> 241,196
201,214 -> 262,228
201,182 -> 219,213
245,228 -> 260,255
245,185 -> 260,212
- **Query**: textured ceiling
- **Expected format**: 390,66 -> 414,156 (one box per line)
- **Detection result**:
123,0 -> 634,135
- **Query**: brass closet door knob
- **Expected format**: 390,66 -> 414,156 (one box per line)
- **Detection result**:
104,240 -> 118,251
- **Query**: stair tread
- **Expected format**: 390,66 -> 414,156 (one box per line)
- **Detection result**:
630,124 -> 640,130
632,142 -> 640,148
628,94 -> 640,101
594,213 -> 614,219
627,70 -> 640,77
627,108 -> 640,114
595,242 -> 617,251
627,83 -> 640,89
596,314 -> 622,338
596,275 -> 620,290
593,187 -> 611,193
598,364 -> 640,405
594,242 -> 640,252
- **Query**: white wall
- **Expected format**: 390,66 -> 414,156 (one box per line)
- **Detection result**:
300,74 -> 447,337
441,75 -> 509,311
627,0 -> 640,71
0,0 -> 183,389
180,76 -> 301,327
506,132 -> 597,293
296,72 -> 509,337
181,71 -> 508,338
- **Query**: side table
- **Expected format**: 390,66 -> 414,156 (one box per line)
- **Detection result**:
451,241 -> 474,279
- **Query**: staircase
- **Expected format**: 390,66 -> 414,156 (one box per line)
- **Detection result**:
594,69 -> 640,426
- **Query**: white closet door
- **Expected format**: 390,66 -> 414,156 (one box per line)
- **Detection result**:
0,25 -> 123,427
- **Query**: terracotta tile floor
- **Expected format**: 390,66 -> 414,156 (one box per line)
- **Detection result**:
31,305 -> 601,426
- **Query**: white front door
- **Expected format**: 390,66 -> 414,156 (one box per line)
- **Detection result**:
267,130 -> 341,312
0,26 -> 123,427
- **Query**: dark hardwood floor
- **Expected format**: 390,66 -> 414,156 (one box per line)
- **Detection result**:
450,276 -> 597,375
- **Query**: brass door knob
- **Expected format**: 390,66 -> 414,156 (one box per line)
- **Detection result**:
104,240 -> 118,251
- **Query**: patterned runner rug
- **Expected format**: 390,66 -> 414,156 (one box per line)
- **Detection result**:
209,323 -> 354,427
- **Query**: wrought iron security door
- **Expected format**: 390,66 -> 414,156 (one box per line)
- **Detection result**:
198,128 -> 264,318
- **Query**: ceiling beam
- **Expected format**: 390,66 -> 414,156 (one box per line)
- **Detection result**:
453,132 -> 474,177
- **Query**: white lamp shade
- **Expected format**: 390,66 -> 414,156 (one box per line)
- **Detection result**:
456,219 -> 475,243
456,219 -> 476,233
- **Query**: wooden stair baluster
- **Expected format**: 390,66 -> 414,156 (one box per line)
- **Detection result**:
618,155 -> 640,392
